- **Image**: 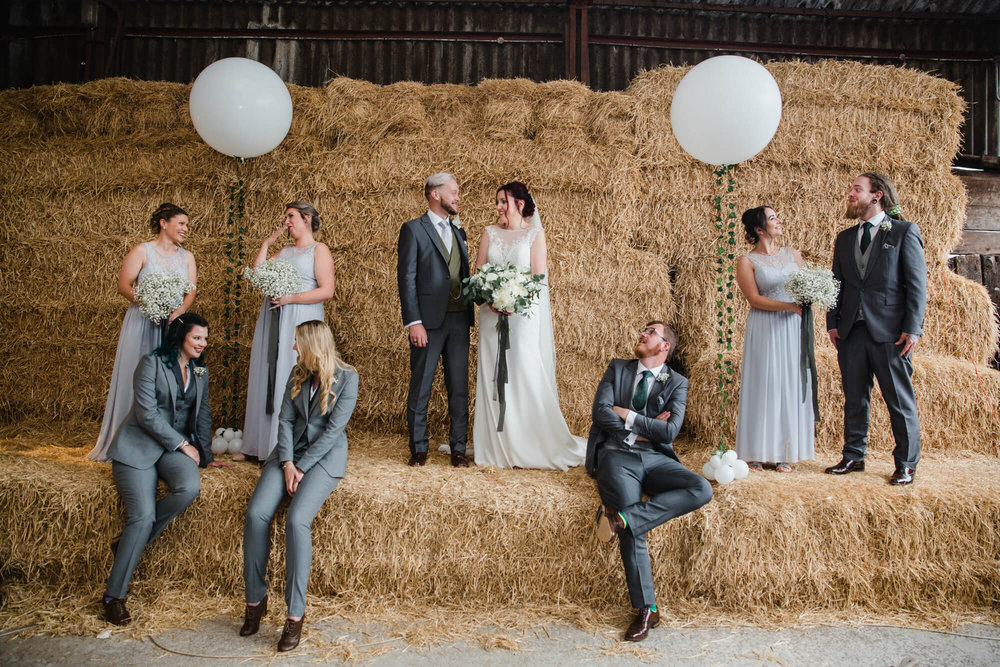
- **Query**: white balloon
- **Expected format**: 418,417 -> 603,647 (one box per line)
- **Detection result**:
223,428 -> 236,442
721,450 -> 739,465
234,429 -> 244,440
215,427 -> 225,437
670,55 -> 782,165
732,459 -> 750,480
715,465 -> 736,485
189,57 -> 293,158
211,437 -> 228,455
227,438 -> 243,455
702,461 -> 717,481
709,454 -> 723,469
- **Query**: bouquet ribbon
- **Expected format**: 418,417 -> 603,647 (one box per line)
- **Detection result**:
265,306 -> 281,415
494,314 -> 510,432
799,305 -> 820,422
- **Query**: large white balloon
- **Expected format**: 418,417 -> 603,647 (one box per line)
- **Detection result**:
189,57 -> 293,158
670,56 -> 782,165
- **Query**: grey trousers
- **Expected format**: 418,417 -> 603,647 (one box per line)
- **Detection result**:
407,310 -> 470,454
105,451 -> 201,599
838,322 -> 921,468
596,448 -> 713,609
243,459 -> 340,618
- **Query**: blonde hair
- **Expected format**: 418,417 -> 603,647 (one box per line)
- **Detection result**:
289,320 -> 352,414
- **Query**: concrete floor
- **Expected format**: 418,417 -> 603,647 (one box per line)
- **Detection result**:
2,617 -> 1000,666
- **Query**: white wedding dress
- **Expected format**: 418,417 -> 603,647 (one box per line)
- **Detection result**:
473,223 -> 586,470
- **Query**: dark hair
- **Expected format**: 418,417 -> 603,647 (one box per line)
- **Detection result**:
497,181 -> 536,219
153,313 -> 209,367
741,206 -> 772,245
646,320 -> 678,360
149,203 -> 188,235
286,200 -> 321,232
858,172 -> 899,215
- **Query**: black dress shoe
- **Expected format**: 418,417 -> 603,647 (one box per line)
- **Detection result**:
408,452 -> 427,466
239,594 -> 267,636
625,607 -> 659,642
889,466 -> 915,485
824,457 -> 865,475
102,597 -> 131,626
450,451 -> 469,467
277,616 -> 304,652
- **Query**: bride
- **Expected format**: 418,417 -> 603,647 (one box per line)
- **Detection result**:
472,181 -> 585,470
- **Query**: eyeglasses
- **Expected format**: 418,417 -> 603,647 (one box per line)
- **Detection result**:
638,327 -> 665,341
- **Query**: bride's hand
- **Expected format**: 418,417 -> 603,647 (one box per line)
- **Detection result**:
489,304 -> 512,317
788,302 -> 803,317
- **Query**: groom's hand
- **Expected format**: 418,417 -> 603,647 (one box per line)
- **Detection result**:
655,410 -> 671,422
611,405 -> 629,421
408,323 -> 428,347
828,329 -> 840,349
895,332 -> 920,358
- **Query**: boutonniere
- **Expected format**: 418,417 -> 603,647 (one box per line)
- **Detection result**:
193,366 -> 206,378
656,372 -> 669,383
449,215 -> 462,229
879,219 -> 892,232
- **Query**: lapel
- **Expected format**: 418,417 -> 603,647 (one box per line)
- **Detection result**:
862,220 -> 892,282
846,223 -> 864,283
646,365 -> 670,414
618,359 -> 639,408
160,356 -> 179,414
419,214 -> 449,264
452,222 -> 469,263
192,367 -> 202,422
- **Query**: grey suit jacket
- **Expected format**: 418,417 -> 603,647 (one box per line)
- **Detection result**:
107,354 -> 213,470
585,358 -> 689,477
826,216 -> 927,343
396,213 -> 474,329
267,367 -> 359,478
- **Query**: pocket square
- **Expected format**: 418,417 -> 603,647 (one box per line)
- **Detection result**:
882,243 -> 895,249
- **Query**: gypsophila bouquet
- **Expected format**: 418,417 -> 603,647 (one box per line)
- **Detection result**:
243,259 -> 301,301
135,272 -> 195,323
784,266 -> 840,310
463,263 -> 545,316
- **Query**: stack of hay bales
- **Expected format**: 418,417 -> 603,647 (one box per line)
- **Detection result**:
1,61 -> 999,631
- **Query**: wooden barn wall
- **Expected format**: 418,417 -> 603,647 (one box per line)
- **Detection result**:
3,1 -> 998,158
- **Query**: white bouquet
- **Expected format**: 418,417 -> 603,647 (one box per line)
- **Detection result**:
784,266 -> 840,310
244,259 -> 301,301
462,263 -> 545,316
135,272 -> 195,323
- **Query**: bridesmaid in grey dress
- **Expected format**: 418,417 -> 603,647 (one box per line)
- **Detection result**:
237,201 -> 335,461
88,203 -> 198,462
734,206 -> 814,472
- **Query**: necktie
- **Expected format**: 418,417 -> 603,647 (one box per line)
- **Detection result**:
437,220 -> 451,251
860,221 -> 874,254
632,370 -> 652,412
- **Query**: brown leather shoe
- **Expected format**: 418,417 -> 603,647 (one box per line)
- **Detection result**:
408,451 -> 427,466
824,457 -> 865,475
450,451 -> 469,467
277,616 -> 304,652
596,505 -> 625,543
239,594 -> 267,637
889,466 -> 915,485
625,607 -> 659,642
102,597 -> 131,626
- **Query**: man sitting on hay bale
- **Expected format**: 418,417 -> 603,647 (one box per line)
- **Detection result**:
587,321 -> 713,642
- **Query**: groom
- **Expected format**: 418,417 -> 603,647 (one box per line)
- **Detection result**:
825,172 -> 926,485
397,173 -> 474,467
587,322 -> 712,642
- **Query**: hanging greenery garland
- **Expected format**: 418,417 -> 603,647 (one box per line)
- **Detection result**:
712,164 -> 737,456
219,157 -> 247,424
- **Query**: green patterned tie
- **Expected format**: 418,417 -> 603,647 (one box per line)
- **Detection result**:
860,221 -> 874,254
632,370 -> 652,412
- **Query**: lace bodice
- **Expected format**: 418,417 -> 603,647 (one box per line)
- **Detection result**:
745,247 -> 798,302
139,242 -> 189,281
485,226 -> 539,270
274,242 -> 319,292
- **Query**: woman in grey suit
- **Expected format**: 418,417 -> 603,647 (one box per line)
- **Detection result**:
239,320 -> 359,652
101,313 -> 224,626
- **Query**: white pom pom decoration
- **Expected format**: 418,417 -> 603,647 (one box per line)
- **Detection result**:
715,465 -> 736,485
211,437 -> 228,455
